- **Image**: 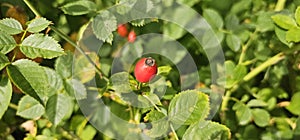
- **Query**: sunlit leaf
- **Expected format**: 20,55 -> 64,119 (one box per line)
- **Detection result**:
0,52 -> 10,71
286,27 -> 300,43
183,120 -> 231,140
0,18 -> 23,35
0,31 -> 17,54
17,95 -> 45,119
110,72 -> 132,93
0,76 -> 12,119
286,92 -> 300,115
168,90 -> 210,125
251,108 -> 270,127
7,59 -> 47,105
27,17 -> 51,33
92,11 -> 117,44
61,0 -> 97,16
46,94 -> 72,126
233,102 -> 252,125
272,14 -> 297,30
203,9 -> 223,29
21,34 -> 64,59
55,51 -> 74,79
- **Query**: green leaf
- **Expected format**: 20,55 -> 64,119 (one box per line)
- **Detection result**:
0,52 -> 10,71
0,18 -> 23,35
230,0 -> 252,14
157,65 -> 172,76
6,59 -> 47,105
163,22 -> 186,39
61,0 -> 97,16
17,95 -> 45,119
146,118 -> 169,138
55,51 -> 74,79
272,14 -> 297,30
110,72 -> 132,93
138,93 -> 162,108
286,92 -> 300,115
182,120 -> 231,140
92,11 -> 117,44
294,116 -> 300,139
226,34 -> 241,52
74,52 -> 99,83
226,63 -> 247,88
46,94 -> 72,126
70,115 -> 86,131
144,110 -> 165,122
0,76 -> 12,119
64,79 -> 87,100
246,99 -> 268,107
225,14 -> 239,31
295,7 -> 300,26
203,9 -> 224,29
44,67 -> 64,96
27,18 -> 51,33
176,0 -> 201,7
286,27 -> 300,43
0,31 -> 17,54
256,12 -> 274,32
21,34 -> 64,59
233,65 -> 247,82
79,125 -> 97,140
149,76 -> 167,97
274,26 -> 290,46
251,108 -> 270,127
233,102 -> 252,125
168,90 -> 210,125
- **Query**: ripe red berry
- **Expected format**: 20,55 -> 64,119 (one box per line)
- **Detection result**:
127,30 -> 136,43
117,24 -> 128,37
134,57 -> 157,83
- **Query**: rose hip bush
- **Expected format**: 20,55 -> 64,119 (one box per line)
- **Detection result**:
0,0 -> 300,139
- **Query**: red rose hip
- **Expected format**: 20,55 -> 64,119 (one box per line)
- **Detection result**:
134,57 -> 157,83
117,24 -> 128,37
127,30 -> 136,43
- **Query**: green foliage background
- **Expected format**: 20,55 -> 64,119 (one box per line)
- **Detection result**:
0,0 -> 300,139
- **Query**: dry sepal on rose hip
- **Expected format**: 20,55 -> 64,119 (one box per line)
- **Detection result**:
134,57 -> 158,83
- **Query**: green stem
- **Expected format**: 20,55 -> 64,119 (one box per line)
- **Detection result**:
221,91 -> 233,112
275,0 -> 286,11
170,123 -> 179,140
238,30 -> 257,64
23,0 -> 41,17
20,30 -> 28,42
9,103 -> 18,110
142,95 -> 161,112
133,108 -> 141,123
243,52 -> 285,81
